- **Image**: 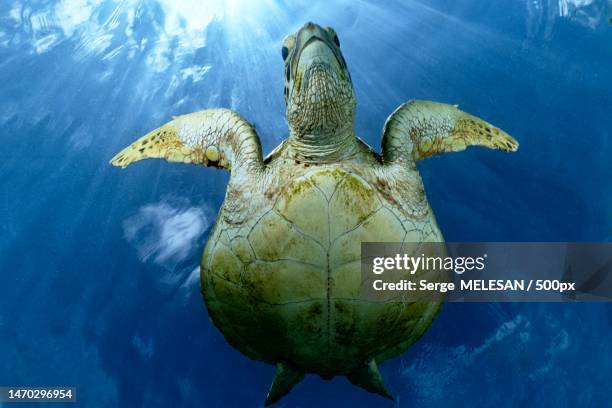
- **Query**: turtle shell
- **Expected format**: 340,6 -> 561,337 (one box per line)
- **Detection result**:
201,166 -> 442,376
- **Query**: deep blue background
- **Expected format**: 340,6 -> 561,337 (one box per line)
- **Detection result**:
1,1 -> 611,407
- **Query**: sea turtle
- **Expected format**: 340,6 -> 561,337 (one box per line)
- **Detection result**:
111,22 -> 518,405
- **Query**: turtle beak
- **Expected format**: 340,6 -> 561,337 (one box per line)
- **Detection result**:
292,24 -> 348,95
298,37 -> 340,69
295,22 -> 343,70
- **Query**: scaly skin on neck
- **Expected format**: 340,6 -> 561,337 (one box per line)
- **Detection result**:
283,23 -> 359,163
288,121 -> 358,163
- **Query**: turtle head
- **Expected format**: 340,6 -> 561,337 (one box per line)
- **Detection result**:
282,22 -> 355,139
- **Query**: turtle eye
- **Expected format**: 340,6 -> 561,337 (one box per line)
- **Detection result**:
282,35 -> 296,61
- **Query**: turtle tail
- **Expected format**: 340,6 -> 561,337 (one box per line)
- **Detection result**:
346,358 -> 394,400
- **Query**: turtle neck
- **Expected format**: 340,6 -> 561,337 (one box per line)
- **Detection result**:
286,123 -> 360,163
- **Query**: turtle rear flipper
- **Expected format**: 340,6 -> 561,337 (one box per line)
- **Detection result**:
265,362 -> 305,406
346,358 -> 393,400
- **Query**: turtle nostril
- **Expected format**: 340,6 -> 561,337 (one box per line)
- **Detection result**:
282,46 -> 289,61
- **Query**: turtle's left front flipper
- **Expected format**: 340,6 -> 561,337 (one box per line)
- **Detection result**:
381,100 -> 518,165
111,108 -> 263,174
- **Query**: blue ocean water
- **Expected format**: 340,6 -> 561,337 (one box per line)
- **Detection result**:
1,0 -> 611,407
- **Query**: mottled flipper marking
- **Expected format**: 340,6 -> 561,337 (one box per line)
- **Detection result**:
381,100 -> 518,164
110,109 -> 263,173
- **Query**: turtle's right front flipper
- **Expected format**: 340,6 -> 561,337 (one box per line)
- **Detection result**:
381,100 -> 518,164
111,108 -> 263,174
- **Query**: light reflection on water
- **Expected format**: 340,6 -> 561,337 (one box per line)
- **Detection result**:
526,0 -> 612,37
